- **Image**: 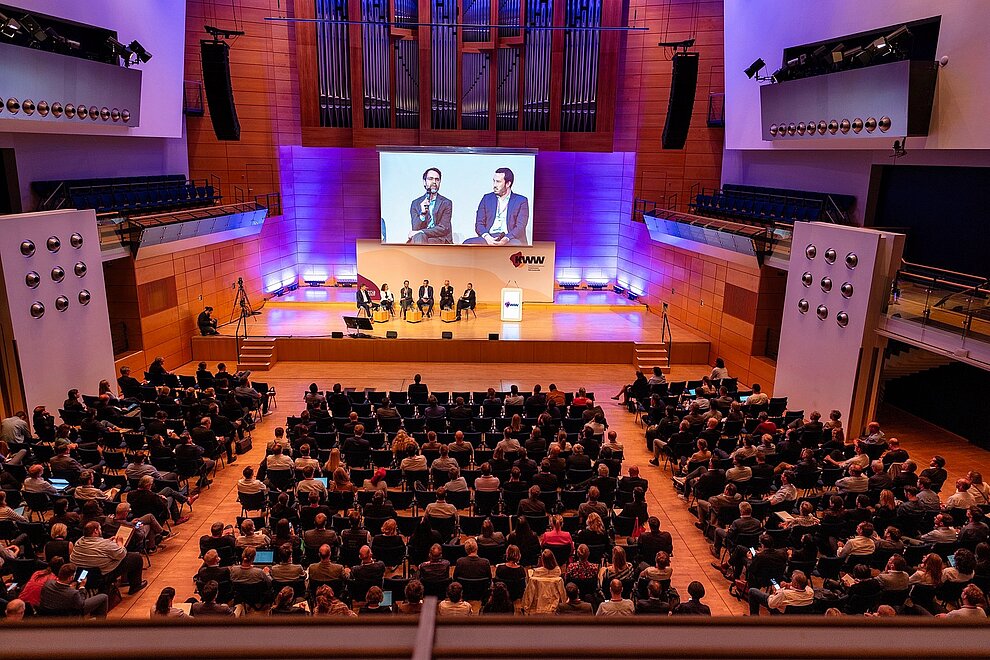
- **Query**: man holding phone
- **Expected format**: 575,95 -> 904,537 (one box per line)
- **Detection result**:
70,521 -> 147,596
747,570 -> 814,615
39,562 -> 109,617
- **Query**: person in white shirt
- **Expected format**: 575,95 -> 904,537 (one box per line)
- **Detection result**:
710,358 -> 729,381
296,466 -> 328,500
942,585 -> 987,618
237,466 -> 268,495
379,283 -> 395,315
748,570 -> 814,614
595,579 -> 634,616
294,444 -> 321,474
744,383 -> 769,406
22,464 -> 58,496
474,463 -> 500,491
946,479 -> 978,510
835,466 -> 869,493
445,466 -> 468,492
503,385 -> 525,406
837,522 -> 877,558
266,444 -> 294,471
767,471 -> 797,506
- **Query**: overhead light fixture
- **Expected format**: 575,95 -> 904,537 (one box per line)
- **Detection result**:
18,14 -> 47,43
744,58 -> 766,79
0,13 -> 21,39
128,40 -> 152,63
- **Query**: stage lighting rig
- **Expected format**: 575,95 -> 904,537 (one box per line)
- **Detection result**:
18,14 -> 46,44
658,38 -> 695,52
0,11 -> 21,39
205,25 -> 245,42
128,40 -> 152,63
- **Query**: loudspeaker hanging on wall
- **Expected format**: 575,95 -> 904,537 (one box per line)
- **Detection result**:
661,51 -> 700,150
386,331 -> 398,339
200,40 -> 240,141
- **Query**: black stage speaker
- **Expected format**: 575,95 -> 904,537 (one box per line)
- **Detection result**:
201,40 -> 241,141
331,331 -> 344,339
661,51 -> 699,150
386,331 -> 398,339
441,331 -> 453,340
488,333 -> 499,341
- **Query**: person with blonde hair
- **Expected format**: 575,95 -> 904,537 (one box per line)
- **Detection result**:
323,447 -> 341,475
541,514 -> 573,551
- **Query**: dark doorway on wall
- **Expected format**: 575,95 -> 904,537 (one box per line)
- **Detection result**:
0,149 -> 22,215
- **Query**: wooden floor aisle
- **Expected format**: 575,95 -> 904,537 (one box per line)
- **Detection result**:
107,361 -> 990,619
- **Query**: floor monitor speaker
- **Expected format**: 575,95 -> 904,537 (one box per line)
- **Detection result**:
488,333 -> 499,341
441,331 -> 453,339
386,330 -> 398,339
201,40 -> 241,141
331,331 -> 344,339
661,51 -> 699,150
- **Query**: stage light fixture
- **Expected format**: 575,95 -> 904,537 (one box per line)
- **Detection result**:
627,291 -> 640,301
586,280 -> 609,291
304,278 -> 326,287
744,58 -> 765,79
557,279 -> 580,290
18,14 -> 47,44
612,284 -> 626,295
0,13 -> 21,39
128,40 -> 152,63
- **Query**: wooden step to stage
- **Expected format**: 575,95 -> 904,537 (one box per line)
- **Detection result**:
238,337 -> 277,372
635,342 -> 671,373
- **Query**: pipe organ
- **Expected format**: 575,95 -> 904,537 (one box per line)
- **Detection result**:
303,0 -> 625,149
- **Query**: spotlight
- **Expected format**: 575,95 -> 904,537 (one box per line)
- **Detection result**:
627,291 -> 640,301
18,14 -> 46,43
557,279 -> 580,290
743,58 -> 765,79
612,284 -> 626,295
303,278 -> 326,287
829,43 -> 846,64
0,13 -> 21,39
128,40 -> 152,63
587,280 -> 609,291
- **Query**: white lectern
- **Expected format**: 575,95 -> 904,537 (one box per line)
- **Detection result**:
500,287 -> 523,322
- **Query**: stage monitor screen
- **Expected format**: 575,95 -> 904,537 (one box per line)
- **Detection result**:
380,149 -> 536,246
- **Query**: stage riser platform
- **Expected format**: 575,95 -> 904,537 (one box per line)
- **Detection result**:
192,336 -> 710,365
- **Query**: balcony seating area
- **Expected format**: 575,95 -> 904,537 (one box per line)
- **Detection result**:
33,174 -> 220,217
691,184 -> 854,227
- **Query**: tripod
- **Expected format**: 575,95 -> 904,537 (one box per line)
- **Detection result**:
230,277 -> 259,339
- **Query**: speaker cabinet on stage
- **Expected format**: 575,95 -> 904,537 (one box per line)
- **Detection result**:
386,330 -> 398,339
661,51 -> 699,150
201,40 -> 240,141
331,331 -> 344,339
488,333 -> 499,341
441,331 -> 453,339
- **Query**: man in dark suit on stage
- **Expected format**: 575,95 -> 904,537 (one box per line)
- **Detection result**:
408,167 -> 453,244
439,280 -> 455,311
418,279 -> 435,317
399,280 -> 414,319
465,167 -> 530,246
356,284 -> 373,317
455,283 -> 476,320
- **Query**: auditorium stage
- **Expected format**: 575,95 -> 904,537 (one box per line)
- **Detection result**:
192,289 -> 711,368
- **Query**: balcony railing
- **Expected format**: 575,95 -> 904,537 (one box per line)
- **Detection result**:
887,259 -> 990,347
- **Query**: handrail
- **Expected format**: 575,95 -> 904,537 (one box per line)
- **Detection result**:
660,303 -> 672,368
900,259 -> 989,286
40,181 -> 67,211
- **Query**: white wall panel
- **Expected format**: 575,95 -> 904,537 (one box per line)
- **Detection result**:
0,209 -> 116,415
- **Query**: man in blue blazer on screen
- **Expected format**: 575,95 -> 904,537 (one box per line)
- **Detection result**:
464,167 -> 530,246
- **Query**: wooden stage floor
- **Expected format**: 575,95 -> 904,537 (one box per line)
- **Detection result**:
222,289 -> 708,345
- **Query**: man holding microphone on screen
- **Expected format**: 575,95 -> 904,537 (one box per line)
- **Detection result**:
465,167 -> 530,246
408,167 -> 453,244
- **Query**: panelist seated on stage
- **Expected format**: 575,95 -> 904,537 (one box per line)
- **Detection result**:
464,167 -> 530,246
439,280 -> 455,311
379,283 -> 395,315
408,167 -> 453,244
418,280 -> 435,317
356,284 -> 373,317
399,280 -> 414,319
456,284 -> 477,320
